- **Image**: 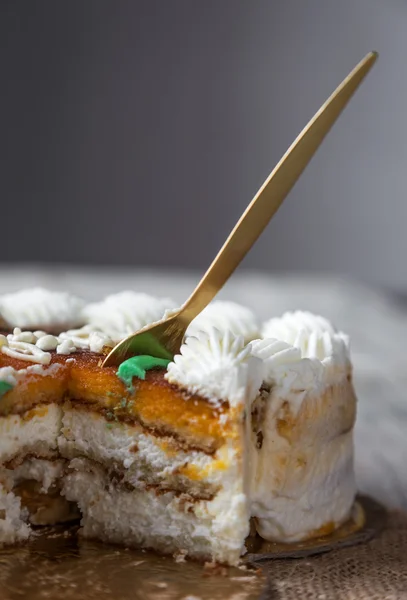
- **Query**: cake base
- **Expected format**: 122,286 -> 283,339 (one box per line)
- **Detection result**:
244,495 -> 386,562
0,524 -> 266,600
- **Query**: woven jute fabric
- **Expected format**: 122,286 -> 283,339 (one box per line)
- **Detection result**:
258,509 -> 407,600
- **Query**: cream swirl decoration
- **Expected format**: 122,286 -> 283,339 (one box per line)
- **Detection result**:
83,292 -> 178,342
0,288 -> 85,331
166,328 -> 263,407
250,338 -> 302,385
262,311 -> 349,364
250,337 -> 324,393
186,301 -> 260,342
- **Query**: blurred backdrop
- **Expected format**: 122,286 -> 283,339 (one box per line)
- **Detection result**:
1,0 -> 407,291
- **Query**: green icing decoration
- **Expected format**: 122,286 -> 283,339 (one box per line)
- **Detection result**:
117,355 -> 170,391
0,381 -> 14,398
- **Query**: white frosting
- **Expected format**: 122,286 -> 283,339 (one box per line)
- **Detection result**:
55,339 -> 75,355
34,331 -> 47,339
2,342 -> 51,365
186,301 -> 260,342
82,292 -> 177,342
262,311 -> 349,362
249,312 -> 351,418
0,327 -> 93,365
88,331 -> 113,353
170,311 -> 349,410
262,310 -> 335,338
58,325 -> 113,354
0,288 -> 85,331
250,338 -> 302,382
10,330 -> 37,344
166,328 -> 263,408
250,337 -> 325,407
1,328 -> 52,365
36,335 -> 59,352
0,322 -> 114,365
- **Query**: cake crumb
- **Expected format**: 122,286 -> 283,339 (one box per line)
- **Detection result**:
230,576 -> 257,582
174,549 -> 187,563
203,562 -> 228,577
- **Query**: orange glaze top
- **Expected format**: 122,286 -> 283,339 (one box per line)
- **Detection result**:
0,350 -> 233,452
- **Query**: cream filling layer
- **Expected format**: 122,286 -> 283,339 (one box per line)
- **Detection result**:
0,483 -> 30,545
0,404 -> 62,464
0,403 -> 249,562
59,408 -> 238,496
62,457 -> 249,565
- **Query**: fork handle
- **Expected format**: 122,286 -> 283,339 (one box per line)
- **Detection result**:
181,52 -> 377,324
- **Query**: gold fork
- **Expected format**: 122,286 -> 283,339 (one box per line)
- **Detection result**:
103,51 -> 377,367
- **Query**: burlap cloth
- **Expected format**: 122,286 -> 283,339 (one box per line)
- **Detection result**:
256,507 -> 407,599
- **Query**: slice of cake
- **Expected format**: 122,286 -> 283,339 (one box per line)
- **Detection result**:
0,289 -> 357,565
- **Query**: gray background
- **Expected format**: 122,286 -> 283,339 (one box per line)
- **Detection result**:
1,0 -> 407,291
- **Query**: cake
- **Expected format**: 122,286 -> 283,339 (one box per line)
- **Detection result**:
0,288 -> 357,565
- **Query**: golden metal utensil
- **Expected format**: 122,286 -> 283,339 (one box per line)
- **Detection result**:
104,51 -> 377,366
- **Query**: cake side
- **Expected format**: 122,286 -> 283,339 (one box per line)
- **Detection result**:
249,313 -> 357,542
